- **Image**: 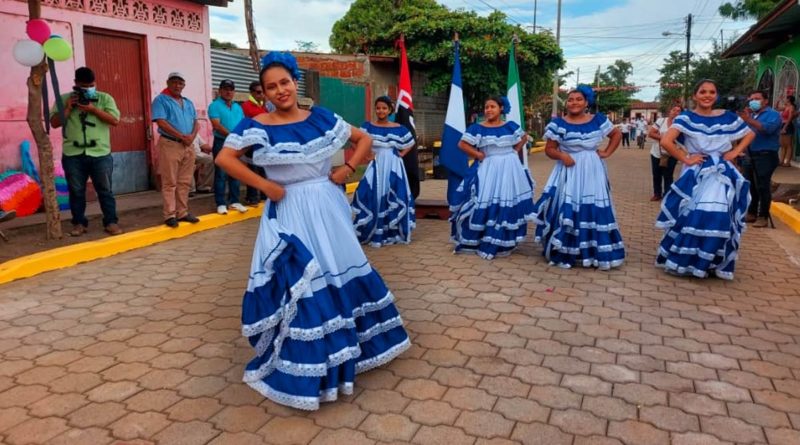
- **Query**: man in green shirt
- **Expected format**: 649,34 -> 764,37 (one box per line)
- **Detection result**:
50,67 -> 122,236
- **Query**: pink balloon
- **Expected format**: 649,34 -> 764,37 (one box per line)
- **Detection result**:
26,19 -> 51,44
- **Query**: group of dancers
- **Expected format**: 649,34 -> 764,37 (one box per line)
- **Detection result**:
214,51 -> 756,410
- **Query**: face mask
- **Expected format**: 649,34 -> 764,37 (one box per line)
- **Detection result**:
748,100 -> 762,112
82,87 -> 97,98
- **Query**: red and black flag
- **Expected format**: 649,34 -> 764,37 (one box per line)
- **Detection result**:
396,36 -> 420,199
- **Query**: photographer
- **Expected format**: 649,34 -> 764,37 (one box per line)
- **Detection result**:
50,67 -> 122,237
738,90 -> 782,228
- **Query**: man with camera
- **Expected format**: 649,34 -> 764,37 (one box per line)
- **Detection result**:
50,67 -> 122,237
738,90 -> 782,228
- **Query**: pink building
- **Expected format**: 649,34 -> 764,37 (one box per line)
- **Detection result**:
0,0 -> 230,194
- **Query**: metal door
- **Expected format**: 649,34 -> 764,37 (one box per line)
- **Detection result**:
84,29 -> 150,193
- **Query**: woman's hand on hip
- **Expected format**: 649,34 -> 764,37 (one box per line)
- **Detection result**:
683,154 -> 706,166
561,154 -> 576,167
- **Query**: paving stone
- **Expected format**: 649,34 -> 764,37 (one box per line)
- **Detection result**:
309,428 -> 375,445
549,408 -> 606,436
396,379 -> 448,400
210,405 -> 271,433
591,363 -> 639,383
403,400 -> 460,426
727,401 -> 792,428
608,420 -> 669,445
765,427 -> 800,445
527,385 -> 582,409
110,411 -> 170,440
671,432 -> 733,445
443,387 -> 497,411
355,389 -> 411,414
669,392 -> 727,416
582,395 -> 637,420
700,415 -> 765,444
66,401 -> 128,428
695,380 -> 752,402
153,420 -> 221,445
639,405 -> 699,432
165,397 -> 224,421
45,427 -> 114,445
511,422 -> 573,445
561,374 -> 612,396
359,413 -> 419,442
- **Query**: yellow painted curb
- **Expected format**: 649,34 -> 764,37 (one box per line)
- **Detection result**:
345,182 -> 357,194
771,202 -> 800,235
530,145 -> 545,154
0,205 -> 265,285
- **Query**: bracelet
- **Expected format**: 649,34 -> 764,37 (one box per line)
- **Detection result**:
344,162 -> 355,172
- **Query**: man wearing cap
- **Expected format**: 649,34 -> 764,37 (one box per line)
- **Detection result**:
151,72 -> 201,228
208,79 -> 247,215
50,66 -> 123,237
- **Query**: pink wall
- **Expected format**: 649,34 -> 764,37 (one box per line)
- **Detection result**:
0,0 -> 214,174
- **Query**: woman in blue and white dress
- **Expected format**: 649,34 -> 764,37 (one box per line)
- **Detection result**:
533,86 -> 625,269
656,79 -> 755,280
352,96 -> 415,247
215,52 -> 410,410
450,95 -> 535,259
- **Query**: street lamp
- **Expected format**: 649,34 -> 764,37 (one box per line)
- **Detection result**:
663,14 -> 692,103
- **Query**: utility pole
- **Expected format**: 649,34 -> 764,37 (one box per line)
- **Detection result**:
533,0 -> 538,33
551,0 -> 562,117
684,13 -> 692,104
244,0 -> 259,72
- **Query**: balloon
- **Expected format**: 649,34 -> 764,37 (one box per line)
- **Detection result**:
25,19 -> 51,44
12,39 -> 44,67
43,37 -> 72,62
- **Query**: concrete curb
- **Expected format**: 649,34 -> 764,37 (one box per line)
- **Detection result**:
771,202 -> 800,235
0,205 -> 264,285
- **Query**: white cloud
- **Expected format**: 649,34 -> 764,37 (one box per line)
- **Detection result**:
210,0 -> 755,100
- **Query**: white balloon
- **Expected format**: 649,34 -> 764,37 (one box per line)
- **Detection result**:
13,39 -> 44,67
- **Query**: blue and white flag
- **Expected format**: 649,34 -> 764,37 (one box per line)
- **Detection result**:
440,39 -> 467,206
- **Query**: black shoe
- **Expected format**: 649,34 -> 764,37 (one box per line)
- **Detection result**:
188,192 -> 196,198
178,213 -> 200,224
244,198 -> 260,207
165,217 -> 179,228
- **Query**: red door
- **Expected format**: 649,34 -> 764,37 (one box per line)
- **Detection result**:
84,29 -> 151,193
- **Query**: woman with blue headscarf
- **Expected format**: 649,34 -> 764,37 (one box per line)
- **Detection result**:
214,52 -> 410,410
449,95 -> 535,259
533,86 -> 625,269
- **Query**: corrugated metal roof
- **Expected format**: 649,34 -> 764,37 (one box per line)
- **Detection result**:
210,48 -> 306,96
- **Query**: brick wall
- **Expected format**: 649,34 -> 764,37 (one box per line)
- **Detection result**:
294,53 -> 368,81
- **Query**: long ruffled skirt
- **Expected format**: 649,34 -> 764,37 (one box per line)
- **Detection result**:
449,151 -> 535,259
352,149 -> 415,247
241,177 -> 410,410
533,151 -> 625,269
655,157 -> 750,280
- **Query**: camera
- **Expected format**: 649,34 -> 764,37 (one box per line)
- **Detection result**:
718,95 -> 746,112
72,86 -> 98,106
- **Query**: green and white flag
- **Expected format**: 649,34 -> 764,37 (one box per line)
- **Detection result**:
506,40 -> 527,169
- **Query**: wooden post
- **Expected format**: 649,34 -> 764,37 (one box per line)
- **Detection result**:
244,0 -> 259,72
26,0 -> 62,240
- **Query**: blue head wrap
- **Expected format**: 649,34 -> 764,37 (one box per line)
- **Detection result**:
574,84 -> 596,107
260,51 -> 301,80
499,96 -> 512,115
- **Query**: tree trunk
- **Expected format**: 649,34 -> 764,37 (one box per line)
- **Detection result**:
27,0 -> 62,240
243,0 -> 259,72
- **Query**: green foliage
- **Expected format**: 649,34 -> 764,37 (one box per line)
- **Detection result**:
593,60 -> 638,114
657,51 -> 689,110
329,0 -> 564,110
657,42 -> 758,109
719,0 -> 782,20
210,38 -> 238,49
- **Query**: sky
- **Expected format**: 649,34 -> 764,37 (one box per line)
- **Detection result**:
209,0 -> 756,101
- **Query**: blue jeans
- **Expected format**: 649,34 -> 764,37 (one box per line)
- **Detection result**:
62,153 -> 118,227
212,136 -> 241,207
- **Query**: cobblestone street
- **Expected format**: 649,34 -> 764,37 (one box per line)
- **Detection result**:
1,149 -> 800,445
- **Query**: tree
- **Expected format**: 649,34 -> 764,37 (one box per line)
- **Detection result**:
295,40 -> 320,52
330,0 -> 563,110
210,38 -> 239,49
594,60 -> 638,115
27,0 -> 61,239
656,41 -> 758,108
656,51 -> 688,109
719,0 -> 782,20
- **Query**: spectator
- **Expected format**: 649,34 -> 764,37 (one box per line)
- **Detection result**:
635,117 -> 648,149
780,95 -> 796,167
739,90 -> 782,228
647,105 -> 682,201
151,72 -> 201,228
50,67 -> 122,236
189,132 -> 213,195
619,118 -> 631,147
241,80 -> 268,205
208,79 -> 248,215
